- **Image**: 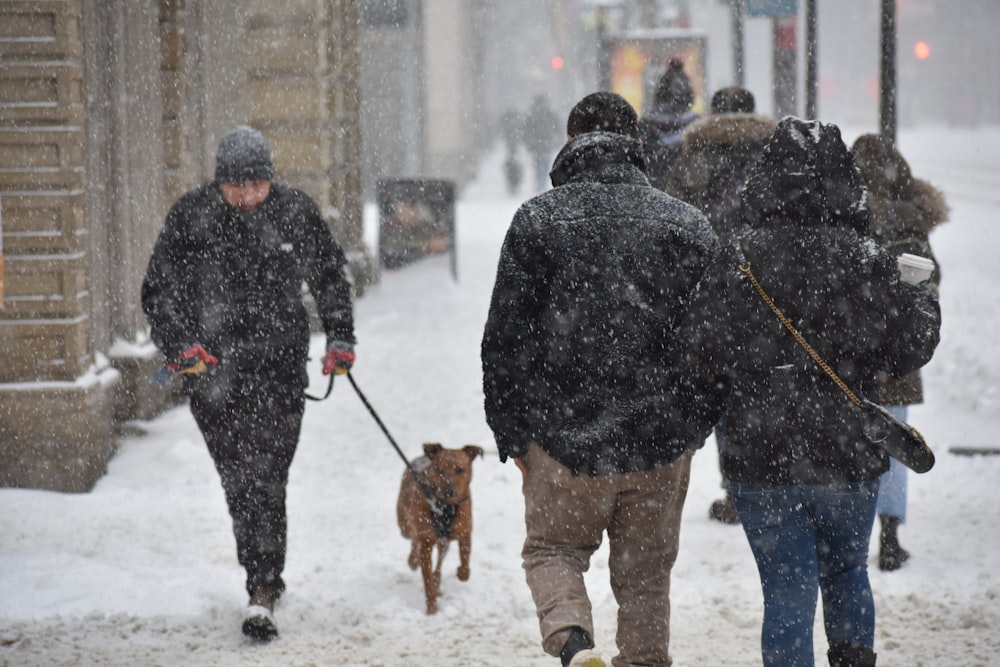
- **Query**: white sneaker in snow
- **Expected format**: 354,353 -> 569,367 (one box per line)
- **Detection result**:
568,649 -> 607,667
242,604 -> 278,641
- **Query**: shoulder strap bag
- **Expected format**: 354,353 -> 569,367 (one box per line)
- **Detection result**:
737,252 -> 935,473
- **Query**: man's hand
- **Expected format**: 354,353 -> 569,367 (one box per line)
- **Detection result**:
322,341 -> 355,375
514,457 -> 528,478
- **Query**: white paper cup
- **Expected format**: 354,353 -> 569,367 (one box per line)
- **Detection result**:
897,253 -> 935,285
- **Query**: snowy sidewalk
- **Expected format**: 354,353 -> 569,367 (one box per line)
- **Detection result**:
2,127 -> 1000,666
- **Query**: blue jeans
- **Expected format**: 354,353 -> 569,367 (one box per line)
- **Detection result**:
730,480 -> 880,667
876,405 -> 909,521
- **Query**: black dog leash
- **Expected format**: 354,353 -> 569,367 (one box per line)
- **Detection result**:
345,372 -> 453,535
304,373 -> 335,401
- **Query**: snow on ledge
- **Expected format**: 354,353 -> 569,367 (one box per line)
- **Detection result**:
108,333 -> 159,360
0,355 -> 120,392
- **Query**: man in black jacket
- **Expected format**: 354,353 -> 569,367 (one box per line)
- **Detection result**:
481,93 -> 726,667
141,126 -> 356,641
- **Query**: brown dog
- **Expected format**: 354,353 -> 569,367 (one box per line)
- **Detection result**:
397,443 -> 483,614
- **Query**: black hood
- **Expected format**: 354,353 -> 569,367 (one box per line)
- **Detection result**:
548,131 -> 647,187
741,116 -> 869,234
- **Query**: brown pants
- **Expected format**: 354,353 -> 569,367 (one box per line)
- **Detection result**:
521,443 -> 691,667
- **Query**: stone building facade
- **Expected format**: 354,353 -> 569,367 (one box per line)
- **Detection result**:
0,0 -> 367,492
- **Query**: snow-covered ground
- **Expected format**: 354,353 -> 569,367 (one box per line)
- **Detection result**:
2,126 -> 999,667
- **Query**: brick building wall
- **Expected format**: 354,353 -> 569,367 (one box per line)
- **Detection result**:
0,0 -> 118,492
0,0 -> 366,492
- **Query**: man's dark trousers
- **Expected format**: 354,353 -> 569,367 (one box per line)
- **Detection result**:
189,372 -> 305,597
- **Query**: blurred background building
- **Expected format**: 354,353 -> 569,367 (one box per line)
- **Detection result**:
363,0 -> 1000,198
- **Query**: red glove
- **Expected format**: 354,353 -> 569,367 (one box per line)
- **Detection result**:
322,344 -> 355,376
168,343 -> 219,375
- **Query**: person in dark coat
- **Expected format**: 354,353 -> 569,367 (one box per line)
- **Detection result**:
691,117 -> 941,667
638,58 -> 700,190
481,92 -> 726,667
666,86 -> 775,244
141,126 -> 356,642
500,107 -> 525,195
851,133 -> 949,571
665,86 -> 777,524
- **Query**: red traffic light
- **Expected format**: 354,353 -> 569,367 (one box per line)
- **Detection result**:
551,55 -> 565,70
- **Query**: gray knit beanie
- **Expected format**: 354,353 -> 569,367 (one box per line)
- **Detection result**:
214,126 -> 274,183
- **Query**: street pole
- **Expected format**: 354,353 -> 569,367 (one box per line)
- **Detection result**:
596,6 -> 611,91
772,13 -> 798,117
804,0 -> 818,119
879,0 -> 897,141
731,0 -> 745,86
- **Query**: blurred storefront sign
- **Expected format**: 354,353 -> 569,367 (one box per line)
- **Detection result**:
599,30 -> 709,116
746,0 -> 798,17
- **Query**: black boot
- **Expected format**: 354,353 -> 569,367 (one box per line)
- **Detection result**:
828,641 -> 877,666
560,627 -> 593,667
878,514 -> 910,571
709,490 -> 740,524
242,585 -> 279,641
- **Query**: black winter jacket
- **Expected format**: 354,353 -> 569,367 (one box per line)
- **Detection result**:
481,132 -> 726,476
142,182 -> 355,389
638,109 -> 700,190
694,118 -> 942,485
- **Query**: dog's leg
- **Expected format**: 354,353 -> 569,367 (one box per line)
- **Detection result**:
457,533 -> 471,581
418,541 -> 438,614
407,541 -> 420,571
433,540 -> 448,596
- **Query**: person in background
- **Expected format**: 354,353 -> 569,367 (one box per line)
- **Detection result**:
482,91 -> 726,667
851,133 -> 949,571
523,95 -> 564,192
141,126 -> 357,642
690,117 -> 941,666
638,57 -> 700,190
664,85 -> 777,524
500,107 -> 524,195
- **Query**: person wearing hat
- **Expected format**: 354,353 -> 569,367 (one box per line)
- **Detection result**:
482,92 -> 726,667
638,58 -> 701,190
141,126 -> 356,641
664,86 -> 777,525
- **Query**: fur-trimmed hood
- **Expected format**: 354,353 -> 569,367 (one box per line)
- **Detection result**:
851,133 -> 949,236
680,112 -> 777,150
874,176 -> 949,236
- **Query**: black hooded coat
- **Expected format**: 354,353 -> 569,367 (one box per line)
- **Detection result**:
141,182 -> 355,390
692,118 -> 942,486
481,131 -> 726,476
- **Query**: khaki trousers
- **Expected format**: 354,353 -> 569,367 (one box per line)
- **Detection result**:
521,443 -> 691,667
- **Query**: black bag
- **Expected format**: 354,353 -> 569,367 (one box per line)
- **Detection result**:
738,259 -> 936,474
861,399 -> 935,473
